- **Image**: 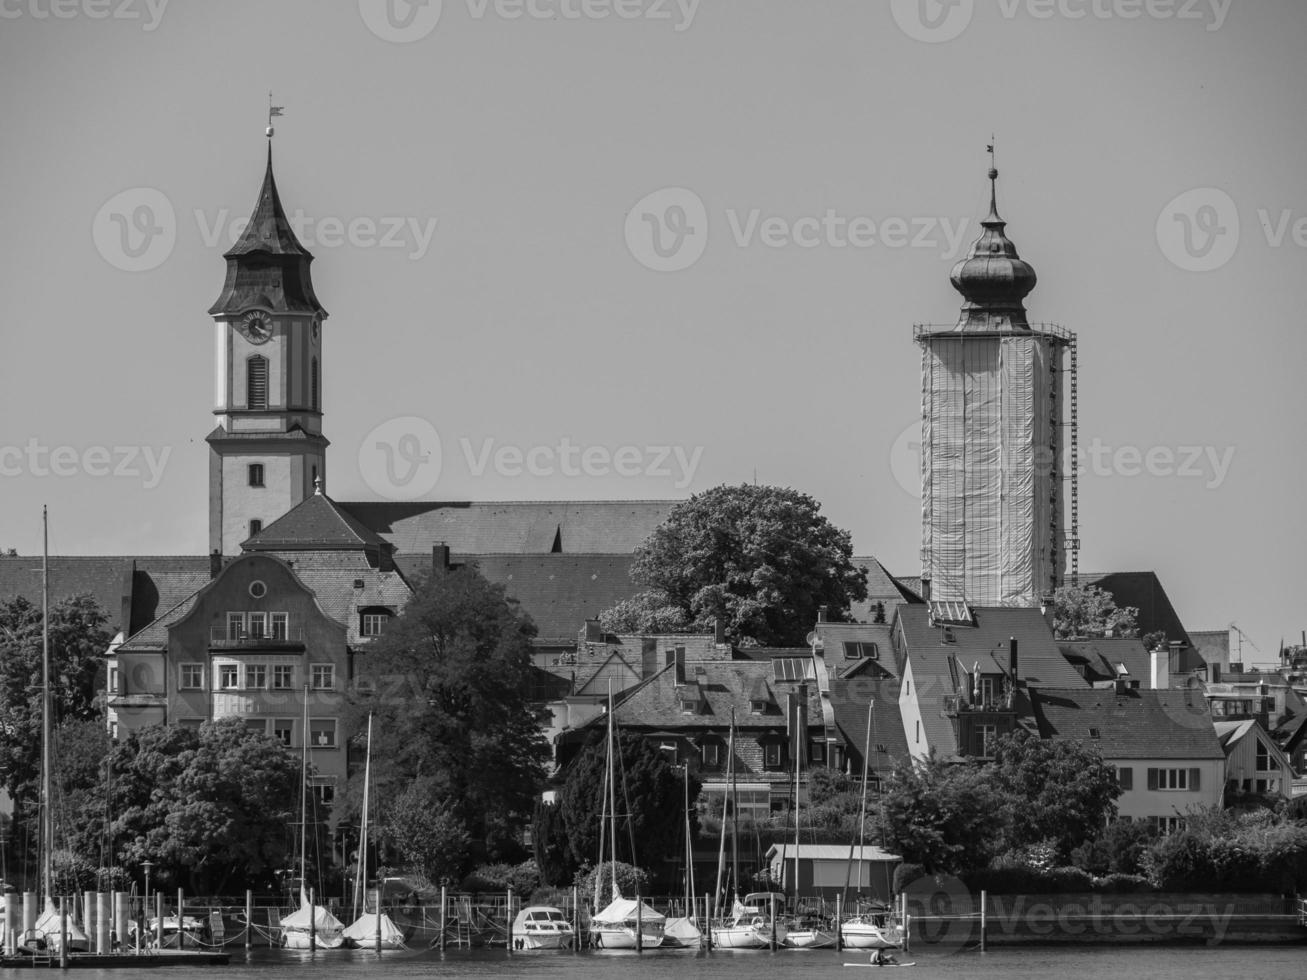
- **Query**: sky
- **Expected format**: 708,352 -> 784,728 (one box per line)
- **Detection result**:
1,0 -> 1304,661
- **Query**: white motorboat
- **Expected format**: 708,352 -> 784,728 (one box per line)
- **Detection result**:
510,905 -> 575,950
280,893 -> 346,949
591,896 -> 665,949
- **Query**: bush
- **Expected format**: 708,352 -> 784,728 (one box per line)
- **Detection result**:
892,862 -> 926,895
1090,873 -> 1152,894
1139,810 -> 1307,892
461,860 -> 540,896
1070,820 -> 1158,876
574,861 -> 649,905
962,865 -> 1093,894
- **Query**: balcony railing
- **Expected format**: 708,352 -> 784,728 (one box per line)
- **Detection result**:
914,322 -> 1076,342
944,694 -> 1015,716
209,627 -> 305,648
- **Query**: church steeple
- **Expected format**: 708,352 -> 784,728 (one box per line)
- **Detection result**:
208,144 -> 326,318
206,143 -> 329,558
948,154 -> 1037,331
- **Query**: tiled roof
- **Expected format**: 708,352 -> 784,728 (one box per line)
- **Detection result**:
849,557 -> 923,622
1071,571 -> 1196,666
1029,687 -> 1224,760
829,676 -> 910,775
1058,638 -> 1153,685
275,550 -> 411,646
244,493 -> 393,552
421,553 -> 642,639
117,589 -> 203,651
612,659 -> 823,732
815,623 -> 897,680
338,500 -> 677,555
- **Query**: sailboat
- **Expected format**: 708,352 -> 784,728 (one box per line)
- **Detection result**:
588,687 -> 665,950
785,708 -> 835,950
710,713 -> 787,949
660,760 -> 701,948
838,698 -> 904,952
279,688 -> 345,950
343,713 -> 404,950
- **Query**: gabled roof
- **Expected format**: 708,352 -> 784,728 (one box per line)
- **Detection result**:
339,500 -> 676,555
244,491 -> 393,553
848,556 -> 923,622
1029,687 -> 1224,760
280,550 -> 411,645
814,622 -> 897,680
1058,638 -> 1153,685
829,676 -> 909,775
116,588 -> 204,651
611,659 -> 822,731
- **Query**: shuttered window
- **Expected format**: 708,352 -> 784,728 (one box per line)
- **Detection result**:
1117,766 -> 1133,790
311,357 -> 319,410
247,355 -> 268,409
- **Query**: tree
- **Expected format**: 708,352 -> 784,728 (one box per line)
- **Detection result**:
988,729 -> 1121,859
531,799 -> 573,886
1050,583 -> 1139,639
597,591 -> 690,635
605,484 -> 869,646
378,780 -> 470,886
559,731 -> 699,878
0,595 -> 109,802
350,564 -> 550,869
880,753 -> 1008,875
82,718 -> 305,894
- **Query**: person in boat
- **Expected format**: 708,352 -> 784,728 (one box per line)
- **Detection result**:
871,947 -> 899,965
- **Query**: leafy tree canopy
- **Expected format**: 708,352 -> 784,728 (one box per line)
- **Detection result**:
881,752 -> 1008,875
1050,583 -> 1139,640
350,564 -> 550,869
377,779 -> 470,887
606,484 -> 868,646
0,595 -> 109,800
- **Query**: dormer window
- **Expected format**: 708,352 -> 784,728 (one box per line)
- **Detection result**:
751,699 -> 768,715
700,740 -> 723,769
843,641 -> 879,660
360,608 -> 392,637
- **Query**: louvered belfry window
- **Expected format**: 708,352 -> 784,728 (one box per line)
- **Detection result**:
247,355 -> 268,409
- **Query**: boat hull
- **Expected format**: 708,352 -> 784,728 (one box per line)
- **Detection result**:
711,919 -> 788,949
786,927 -> 836,949
590,926 -> 664,950
840,922 -> 903,950
282,929 -> 346,950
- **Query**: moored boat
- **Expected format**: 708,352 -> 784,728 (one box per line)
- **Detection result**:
711,894 -> 788,949
840,905 -> 904,950
342,911 -> 405,949
510,905 -> 575,950
591,896 -> 665,949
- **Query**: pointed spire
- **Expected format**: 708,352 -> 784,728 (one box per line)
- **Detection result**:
314,474 -> 323,496
948,147 -> 1037,331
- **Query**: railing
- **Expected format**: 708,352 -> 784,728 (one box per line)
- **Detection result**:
209,627 -> 305,647
914,322 -> 1076,342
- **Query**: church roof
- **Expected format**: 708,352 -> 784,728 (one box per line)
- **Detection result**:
207,144 -> 326,317
244,489 -> 393,553
340,499 -> 676,555
948,159 -> 1037,330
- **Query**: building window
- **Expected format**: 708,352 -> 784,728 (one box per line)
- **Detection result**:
244,719 -> 267,736
1117,766 -> 1133,791
1154,815 -> 1185,834
842,641 -> 878,659
311,664 -> 335,690
218,665 -> 240,690
810,740 -> 826,764
272,665 -> 294,690
309,719 -> 336,748
274,719 -> 294,746
248,611 -> 268,639
1149,767 -> 1197,791
977,723 -> 997,757
245,664 -> 267,690
978,676 -> 998,707
701,741 -> 723,769
312,780 -> 335,806
763,742 -> 783,768
270,612 -> 288,640
249,581 -> 267,599
178,718 -> 203,730
1255,741 -> 1271,772
751,699 -> 767,715
915,720 -> 920,744
830,745 -> 845,770
249,519 -> 263,537
248,463 -> 264,487
247,355 -> 268,410
180,663 -> 205,690
311,357 -> 319,411
360,612 -> 388,637
227,612 -> 245,640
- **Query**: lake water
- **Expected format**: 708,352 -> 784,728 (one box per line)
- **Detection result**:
90,944 -> 1304,980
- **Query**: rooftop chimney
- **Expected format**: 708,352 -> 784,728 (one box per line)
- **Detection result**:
209,550 -> 223,579
714,616 -> 727,645
432,542 -> 450,575
1151,647 -> 1171,690
1009,637 -> 1019,690
817,605 -> 828,623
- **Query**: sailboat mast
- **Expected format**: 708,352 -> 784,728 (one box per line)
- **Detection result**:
300,685 -> 309,906
842,699 -> 875,905
354,712 -> 372,919
606,684 -> 618,904
713,713 -> 733,921
40,506 -> 52,902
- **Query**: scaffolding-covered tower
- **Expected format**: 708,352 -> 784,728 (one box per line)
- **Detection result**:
915,162 -> 1078,607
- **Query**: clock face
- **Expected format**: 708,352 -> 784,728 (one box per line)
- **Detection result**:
243,311 -> 272,344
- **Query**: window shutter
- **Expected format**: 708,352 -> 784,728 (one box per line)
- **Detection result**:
1118,767 -> 1133,791
247,355 -> 268,409
1189,767 -> 1200,791
1147,767 -> 1158,791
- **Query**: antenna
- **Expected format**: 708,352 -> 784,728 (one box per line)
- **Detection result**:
1228,622 -> 1260,661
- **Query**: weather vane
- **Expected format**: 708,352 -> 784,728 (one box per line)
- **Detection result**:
267,92 -> 284,138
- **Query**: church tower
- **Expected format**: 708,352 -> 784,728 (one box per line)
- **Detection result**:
916,158 -> 1078,607
206,144 -> 328,557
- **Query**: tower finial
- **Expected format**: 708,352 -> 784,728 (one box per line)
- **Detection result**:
314,474 -> 323,496
986,137 -> 999,220
266,93 -> 284,139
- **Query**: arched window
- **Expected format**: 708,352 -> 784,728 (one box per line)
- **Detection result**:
311,357 -> 319,411
247,355 -> 268,410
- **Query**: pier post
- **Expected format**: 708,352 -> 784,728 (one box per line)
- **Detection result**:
704,893 -> 712,950
980,889 -> 987,952
115,891 -> 129,953
635,894 -> 643,952
309,887 -> 316,952
903,909 -> 911,955
96,891 -> 111,953
835,893 -> 842,952
439,885 -> 447,951
572,886 -> 579,950
506,887 -> 513,952
83,889 -> 93,941
178,887 -> 185,944
4,890 -> 17,955
374,887 -> 382,952
155,892 -> 164,949
769,893 -> 776,950
245,890 -> 253,950
22,891 -> 35,937
59,897 -> 68,968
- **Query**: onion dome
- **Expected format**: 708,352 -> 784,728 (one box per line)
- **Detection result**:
949,164 -> 1036,330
